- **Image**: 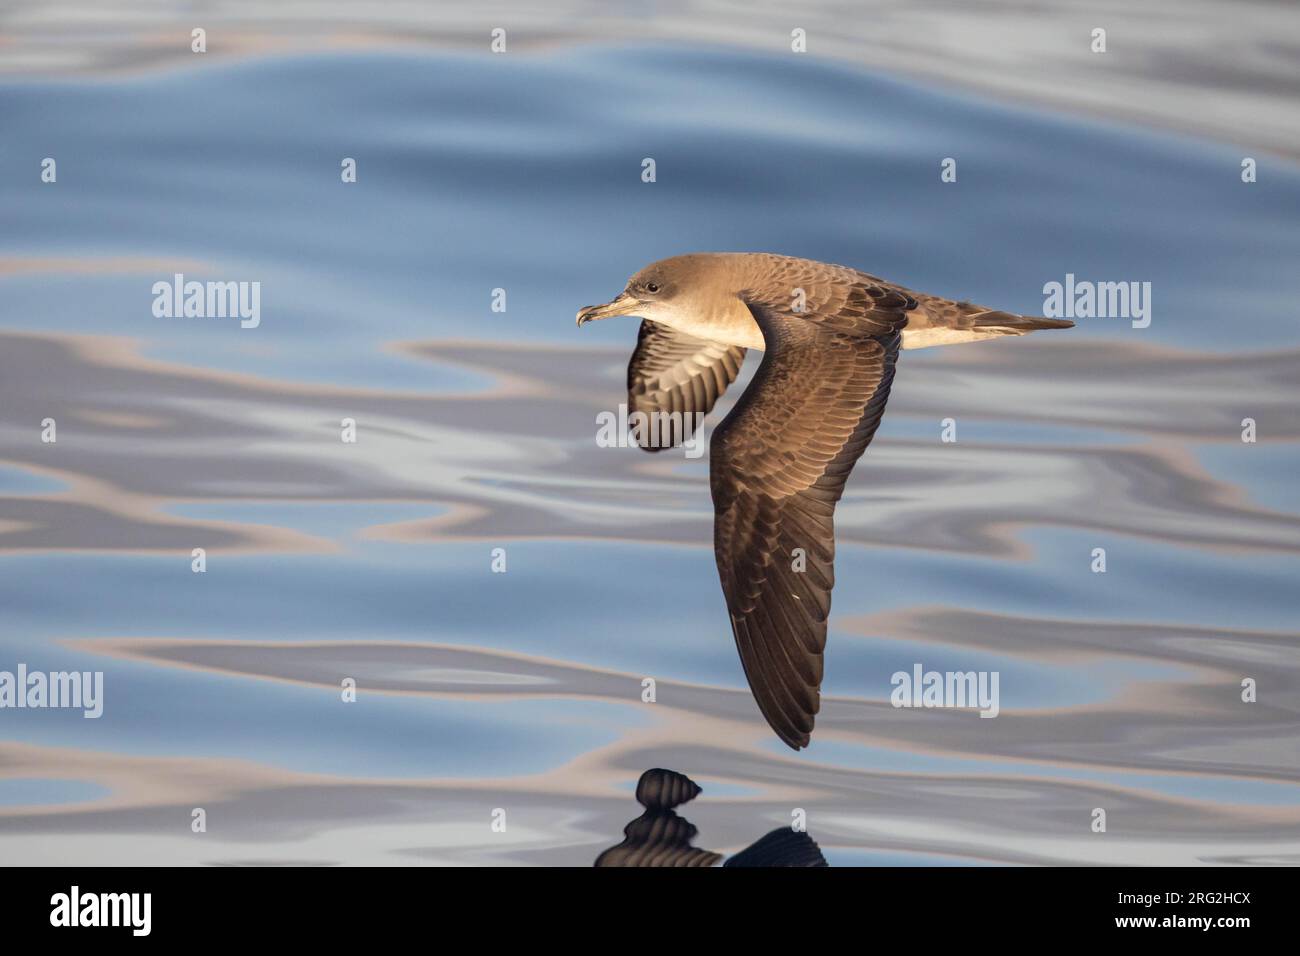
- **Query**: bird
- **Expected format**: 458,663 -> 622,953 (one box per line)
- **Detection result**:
594,767 -> 828,867
576,253 -> 1072,749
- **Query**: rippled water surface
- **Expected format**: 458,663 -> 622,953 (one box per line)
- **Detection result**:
1,40 -> 1298,865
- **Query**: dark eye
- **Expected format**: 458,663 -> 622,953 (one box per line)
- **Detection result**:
645,282 -> 660,294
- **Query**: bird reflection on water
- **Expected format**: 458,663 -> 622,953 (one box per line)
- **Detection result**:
594,768 -> 828,868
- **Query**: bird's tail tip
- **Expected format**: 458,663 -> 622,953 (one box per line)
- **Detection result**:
1030,316 -> 1075,330
973,312 -> 1074,335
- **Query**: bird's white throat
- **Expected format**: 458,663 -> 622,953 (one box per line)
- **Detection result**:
646,297 -> 767,350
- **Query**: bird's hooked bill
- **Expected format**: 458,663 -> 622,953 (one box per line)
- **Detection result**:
576,292 -> 639,326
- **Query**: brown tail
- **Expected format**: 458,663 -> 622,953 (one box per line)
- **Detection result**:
971,311 -> 1075,335
901,292 -> 1075,349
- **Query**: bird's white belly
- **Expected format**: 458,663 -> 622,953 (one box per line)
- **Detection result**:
695,326 -> 997,351
657,303 -> 1005,352
662,302 -> 766,350
900,328 -> 1008,349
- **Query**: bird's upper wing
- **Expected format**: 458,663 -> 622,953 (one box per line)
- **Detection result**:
710,272 -> 913,748
627,320 -> 747,451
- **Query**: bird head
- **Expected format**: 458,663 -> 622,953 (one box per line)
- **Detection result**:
576,255 -> 726,327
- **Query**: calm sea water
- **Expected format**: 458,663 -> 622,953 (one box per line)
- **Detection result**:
1,44 -> 1298,865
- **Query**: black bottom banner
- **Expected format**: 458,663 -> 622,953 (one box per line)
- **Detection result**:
1,865 -> 1280,942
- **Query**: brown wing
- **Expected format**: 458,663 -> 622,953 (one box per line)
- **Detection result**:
710,281 -> 912,748
724,828 -> 829,867
627,320 -> 746,451
593,811 -> 723,867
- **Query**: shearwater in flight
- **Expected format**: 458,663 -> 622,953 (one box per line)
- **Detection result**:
577,253 -> 1072,749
